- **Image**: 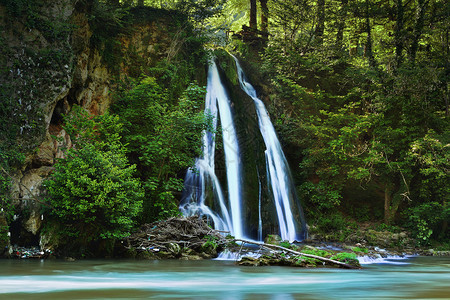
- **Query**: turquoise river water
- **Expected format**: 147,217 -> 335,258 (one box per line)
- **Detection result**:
0,256 -> 449,299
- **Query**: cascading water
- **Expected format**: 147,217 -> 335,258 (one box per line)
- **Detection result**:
180,59 -> 243,238
232,56 -> 306,241
181,55 -> 306,242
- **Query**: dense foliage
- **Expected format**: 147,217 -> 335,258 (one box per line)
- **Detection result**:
44,107 -> 144,249
233,0 -> 449,244
2,0 -> 448,253
112,77 -> 209,223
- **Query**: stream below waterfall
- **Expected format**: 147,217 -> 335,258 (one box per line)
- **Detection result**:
0,256 -> 448,299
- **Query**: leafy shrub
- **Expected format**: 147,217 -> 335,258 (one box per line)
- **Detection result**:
405,202 -> 449,245
299,181 -> 342,211
44,106 -> 143,247
315,212 -> 348,232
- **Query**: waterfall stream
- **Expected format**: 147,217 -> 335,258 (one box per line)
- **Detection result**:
180,56 -> 306,242
180,60 -> 243,238
233,56 -> 305,241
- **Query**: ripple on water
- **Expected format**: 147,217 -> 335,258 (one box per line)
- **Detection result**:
0,257 -> 449,299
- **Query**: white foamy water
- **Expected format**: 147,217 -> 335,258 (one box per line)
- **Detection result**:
233,56 -> 303,242
180,59 -> 243,238
214,250 -> 262,261
358,255 -> 414,265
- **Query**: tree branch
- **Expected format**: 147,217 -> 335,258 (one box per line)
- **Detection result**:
234,239 -> 361,269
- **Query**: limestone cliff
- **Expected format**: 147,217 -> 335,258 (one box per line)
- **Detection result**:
0,1 -> 197,254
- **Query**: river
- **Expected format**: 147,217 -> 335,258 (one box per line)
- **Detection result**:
0,256 -> 448,299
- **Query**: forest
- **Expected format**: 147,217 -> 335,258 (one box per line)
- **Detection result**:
0,0 -> 448,257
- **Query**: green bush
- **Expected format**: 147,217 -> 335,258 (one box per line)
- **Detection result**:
44,106 -> 143,247
405,202 -> 449,245
112,77 -> 209,222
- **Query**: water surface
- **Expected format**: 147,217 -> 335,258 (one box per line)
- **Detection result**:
0,257 -> 448,299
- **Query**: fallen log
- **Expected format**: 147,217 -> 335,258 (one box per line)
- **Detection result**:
234,239 -> 361,269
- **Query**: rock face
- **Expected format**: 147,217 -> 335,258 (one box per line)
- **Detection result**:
0,2 -> 193,252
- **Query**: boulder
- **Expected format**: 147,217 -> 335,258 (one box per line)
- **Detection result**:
264,234 -> 282,245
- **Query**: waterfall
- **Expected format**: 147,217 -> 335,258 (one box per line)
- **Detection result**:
232,56 -> 305,241
180,60 -> 244,238
181,55 -> 306,242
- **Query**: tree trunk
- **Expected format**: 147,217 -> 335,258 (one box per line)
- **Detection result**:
384,184 -> 393,225
250,0 -> 257,30
349,30 -> 359,56
365,0 -> 376,67
336,0 -> 349,48
409,0 -> 428,64
234,239 -> 361,269
384,181 -> 402,225
315,0 -> 325,44
260,0 -> 269,33
394,0 -> 405,68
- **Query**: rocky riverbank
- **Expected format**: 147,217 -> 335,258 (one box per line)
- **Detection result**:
4,217 -> 448,265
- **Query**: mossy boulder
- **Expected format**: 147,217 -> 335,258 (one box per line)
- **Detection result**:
136,250 -> 157,260
264,234 -> 282,245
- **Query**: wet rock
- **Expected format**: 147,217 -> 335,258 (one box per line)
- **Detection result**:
238,257 -> 260,266
182,247 -> 195,255
156,251 -> 174,259
424,249 -> 435,256
136,251 -> 157,260
200,241 -> 218,257
434,251 -> 450,256
181,254 -> 202,260
65,257 -> 76,262
264,234 -> 282,245
364,229 -> 413,249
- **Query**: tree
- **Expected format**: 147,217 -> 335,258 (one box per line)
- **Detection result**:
112,77 -> 209,222
250,0 -> 257,29
315,0 -> 325,45
44,106 -> 143,250
260,0 -> 269,33
259,0 -> 448,234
